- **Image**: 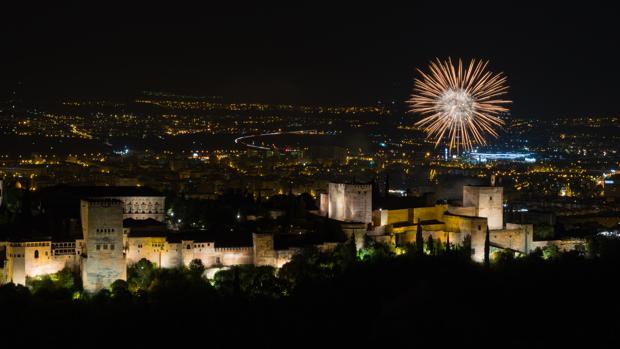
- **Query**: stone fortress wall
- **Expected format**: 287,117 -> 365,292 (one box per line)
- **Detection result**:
0,183 -> 587,291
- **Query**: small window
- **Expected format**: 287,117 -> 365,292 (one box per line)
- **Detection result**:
96,244 -> 101,251
34,250 -> 39,259
489,196 -> 493,201
110,244 -> 115,250
187,244 -> 191,249
103,244 -> 108,250
478,225 -> 481,230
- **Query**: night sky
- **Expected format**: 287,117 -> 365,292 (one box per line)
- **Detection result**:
2,2 -> 619,118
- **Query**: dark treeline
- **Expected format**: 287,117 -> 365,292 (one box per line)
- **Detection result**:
2,237 -> 620,348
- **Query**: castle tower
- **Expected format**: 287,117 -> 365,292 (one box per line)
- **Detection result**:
252,233 -> 276,267
328,182 -> 372,224
463,186 -> 503,230
81,199 -> 126,292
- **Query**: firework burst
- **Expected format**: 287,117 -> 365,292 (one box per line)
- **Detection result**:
408,58 -> 511,153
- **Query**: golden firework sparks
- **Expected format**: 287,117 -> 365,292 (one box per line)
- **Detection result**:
408,58 -> 511,153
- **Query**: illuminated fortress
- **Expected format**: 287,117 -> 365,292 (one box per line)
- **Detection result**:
0,183 -> 584,292
0,186 -> 336,292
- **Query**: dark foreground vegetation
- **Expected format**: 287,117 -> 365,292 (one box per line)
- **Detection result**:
2,236 -> 620,348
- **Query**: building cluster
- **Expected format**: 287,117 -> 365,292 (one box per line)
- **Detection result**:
0,186 -> 338,292
0,178 -> 588,293
320,181 -> 585,262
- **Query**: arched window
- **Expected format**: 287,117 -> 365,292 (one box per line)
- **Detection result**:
186,244 -> 191,249
34,250 -> 39,259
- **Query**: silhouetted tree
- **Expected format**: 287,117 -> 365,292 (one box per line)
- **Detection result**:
128,258 -> 156,292
427,235 -> 435,255
278,246 -> 327,288
331,234 -> 357,271
110,279 -> 131,301
494,249 -> 514,266
484,227 -> 491,267
462,234 -> 472,257
542,244 -> 560,260
416,219 -> 424,256
215,265 -> 286,299
188,259 -> 206,279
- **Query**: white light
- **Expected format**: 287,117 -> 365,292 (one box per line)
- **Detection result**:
439,88 -> 475,120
